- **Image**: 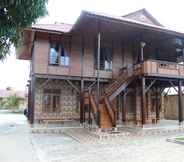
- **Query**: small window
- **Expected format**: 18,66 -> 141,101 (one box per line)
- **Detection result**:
94,43 -> 112,71
49,42 -> 69,66
43,89 -> 60,112
49,43 -> 59,65
60,45 -> 69,66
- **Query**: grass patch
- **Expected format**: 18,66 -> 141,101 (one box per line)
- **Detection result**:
175,137 -> 184,141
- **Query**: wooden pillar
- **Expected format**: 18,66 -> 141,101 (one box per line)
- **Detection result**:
27,84 -> 31,121
122,93 -> 127,122
80,35 -> 85,124
155,87 -> 160,122
88,104 -> 92,128
96,28 -> 101,127
178,80 -> 183,124
30,75 -> 35,124
80,81 -> 84,124
141,77 -> 146,125
136,86 -> 142,125
117,95 -> 120,121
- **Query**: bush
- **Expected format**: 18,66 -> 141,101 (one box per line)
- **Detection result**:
0,94 -> 21,110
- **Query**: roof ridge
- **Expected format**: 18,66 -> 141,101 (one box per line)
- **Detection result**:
122,8 -> 163,27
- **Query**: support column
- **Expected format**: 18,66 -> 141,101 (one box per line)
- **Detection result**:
136,87 -> 142,125
80,35 -> 85,124
178,80 -> 183,124
88,104 -> 91,128
27,84 -> 31,121
97,31 -> 101,126
80,80 -> 84,124
122,93 -> 127,123
30,75 -> 35,124
155,87 -> 160,122
147,90 -> 152,124
141,77 -> 146,125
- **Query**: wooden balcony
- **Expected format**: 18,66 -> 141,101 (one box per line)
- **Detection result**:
141,60 -> 184,79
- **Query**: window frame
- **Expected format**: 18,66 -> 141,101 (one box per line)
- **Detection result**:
42,89 -> 61,113
94,40 -> 113,71
48,37 -> 70,67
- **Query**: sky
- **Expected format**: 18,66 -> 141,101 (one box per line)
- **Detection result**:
1,0 -> 184,91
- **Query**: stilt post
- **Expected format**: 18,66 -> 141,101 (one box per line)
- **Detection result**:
141,77 -> 146,125
97,29 -> 101,126
178,80 -> 183,124
155,86 -> 160,122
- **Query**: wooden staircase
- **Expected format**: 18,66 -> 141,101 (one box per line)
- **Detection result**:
85,64 -> 142,129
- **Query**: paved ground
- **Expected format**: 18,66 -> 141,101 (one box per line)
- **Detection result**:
0,111 -> 39,162
1,112 -> 184,162
32,129 -> 184,162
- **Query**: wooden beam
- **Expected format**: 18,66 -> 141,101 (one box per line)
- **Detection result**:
66,80 -> 80,93
34,74 -> 109,82
141,77 -> 146,125
39,78 -> 51,89
87,81 -> 97,92
163,87 -> 171,97
178,80 -> 183,124
145,79 -> 156,93
169,81 -> 178,93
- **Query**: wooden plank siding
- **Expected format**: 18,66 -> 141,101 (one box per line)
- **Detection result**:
33,33 -> 127,79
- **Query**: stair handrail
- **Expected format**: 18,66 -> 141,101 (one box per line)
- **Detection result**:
103,96 -> 116,127
85,83 -> 100,126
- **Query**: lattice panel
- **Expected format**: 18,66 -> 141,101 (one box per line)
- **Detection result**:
34,79 -> 80,121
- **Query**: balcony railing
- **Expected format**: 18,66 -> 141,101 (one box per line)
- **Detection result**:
142,59 -> 184,78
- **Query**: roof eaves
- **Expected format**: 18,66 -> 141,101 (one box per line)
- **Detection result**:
80,10 -> 184,38
25,27 -> 66,35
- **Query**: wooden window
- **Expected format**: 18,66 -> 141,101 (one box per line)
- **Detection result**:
49,42 -> 69,66
60,44 -> 69,66
43,89 -> 60,112
95,42 -> 112,71
49,43 -> 60,65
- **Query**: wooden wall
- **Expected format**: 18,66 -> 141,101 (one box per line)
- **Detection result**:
32,32 -> 133,79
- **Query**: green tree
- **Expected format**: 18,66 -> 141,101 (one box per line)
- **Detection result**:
3,95 -> 21,110
0,0 -> 48,59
